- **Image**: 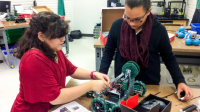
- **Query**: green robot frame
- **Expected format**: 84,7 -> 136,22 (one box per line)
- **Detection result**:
89,61 -> 147,112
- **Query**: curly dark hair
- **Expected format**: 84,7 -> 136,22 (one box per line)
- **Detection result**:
13,11 -> 69,61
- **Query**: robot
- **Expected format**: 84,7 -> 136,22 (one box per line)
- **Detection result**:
175,26 -> 188,38
6,14 -> 26,23
185,32 -> 200,46
87,61 -> 147,112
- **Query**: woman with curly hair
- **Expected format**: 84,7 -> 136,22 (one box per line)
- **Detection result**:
11,11 -> 110,112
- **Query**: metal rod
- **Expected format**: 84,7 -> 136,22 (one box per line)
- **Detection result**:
2,30 -> 12,68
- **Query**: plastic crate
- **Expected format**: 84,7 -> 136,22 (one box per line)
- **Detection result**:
3,52 -> 20,67
1,45 -> 20,66
191,23 -> 200,34
1,45 -> 16,52
5,28 -> 23,44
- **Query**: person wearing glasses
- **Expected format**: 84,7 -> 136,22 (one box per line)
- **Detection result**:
99,0 -> 193,100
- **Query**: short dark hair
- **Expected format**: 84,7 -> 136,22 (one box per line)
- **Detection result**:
125,0 -> 151,12
14,11 -> 69,61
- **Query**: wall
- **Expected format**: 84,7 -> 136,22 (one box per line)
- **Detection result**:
0,0 -> 197,35
72,0 -> 107,34
72,0 -> 172,34
185,0 -> 197,24
72,0 -> 196,34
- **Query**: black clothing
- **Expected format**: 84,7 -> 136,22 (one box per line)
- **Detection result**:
99,18 -> 186,87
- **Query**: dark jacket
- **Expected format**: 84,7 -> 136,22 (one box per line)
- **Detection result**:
99,17 -> 186,87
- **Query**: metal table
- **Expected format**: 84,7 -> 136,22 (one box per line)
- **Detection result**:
94,26 -> 200,71
0,20 -> 71,68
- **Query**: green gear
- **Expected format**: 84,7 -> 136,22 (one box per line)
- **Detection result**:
111,104 -> 121,112
91,97 -> 108,112
134,80 -> 147,96
122,61 -> 140,79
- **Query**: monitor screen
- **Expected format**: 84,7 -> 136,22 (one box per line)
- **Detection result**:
0,1 -> 11,13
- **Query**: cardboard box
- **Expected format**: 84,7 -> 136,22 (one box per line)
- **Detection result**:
120,94 -> 171,112
101,7 -> 124,35
17,10 -> 36,19
99,7 -> 124,44
100,8 -> 175,44
31,6 -> 53,14
166,65 -> 200,85
18,10 -> 34,15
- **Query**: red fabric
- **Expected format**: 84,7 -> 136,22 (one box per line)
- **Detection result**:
119,13 -> 154,68
11,49 -> 77,112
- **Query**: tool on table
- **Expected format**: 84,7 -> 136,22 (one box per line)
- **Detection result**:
179,104 -> 198,112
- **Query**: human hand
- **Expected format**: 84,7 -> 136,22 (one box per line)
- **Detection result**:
90,80 -> 110,92
93,72 -> 111,84
177,83 -> 193,100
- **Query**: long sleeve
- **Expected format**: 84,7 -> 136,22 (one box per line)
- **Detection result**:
159,25 -> 186,87
99,20 -> 118,74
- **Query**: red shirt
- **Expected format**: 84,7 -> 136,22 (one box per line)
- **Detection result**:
11,49 -> 77,112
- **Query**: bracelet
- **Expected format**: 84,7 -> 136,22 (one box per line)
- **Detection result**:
90,71 -> 96,80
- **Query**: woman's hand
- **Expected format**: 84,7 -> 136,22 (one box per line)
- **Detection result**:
90,80 -> 110,92
177,83 -> 193,100
93,72 -> 111,84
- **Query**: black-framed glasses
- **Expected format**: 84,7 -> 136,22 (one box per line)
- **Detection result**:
123,11 -> 148,24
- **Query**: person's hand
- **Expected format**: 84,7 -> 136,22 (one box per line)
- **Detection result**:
177,83 -> 193,100
89,80 -> 110,92
93,72 -> 111,84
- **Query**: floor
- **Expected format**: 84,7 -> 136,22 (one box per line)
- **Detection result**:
0,37 -> 199,112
